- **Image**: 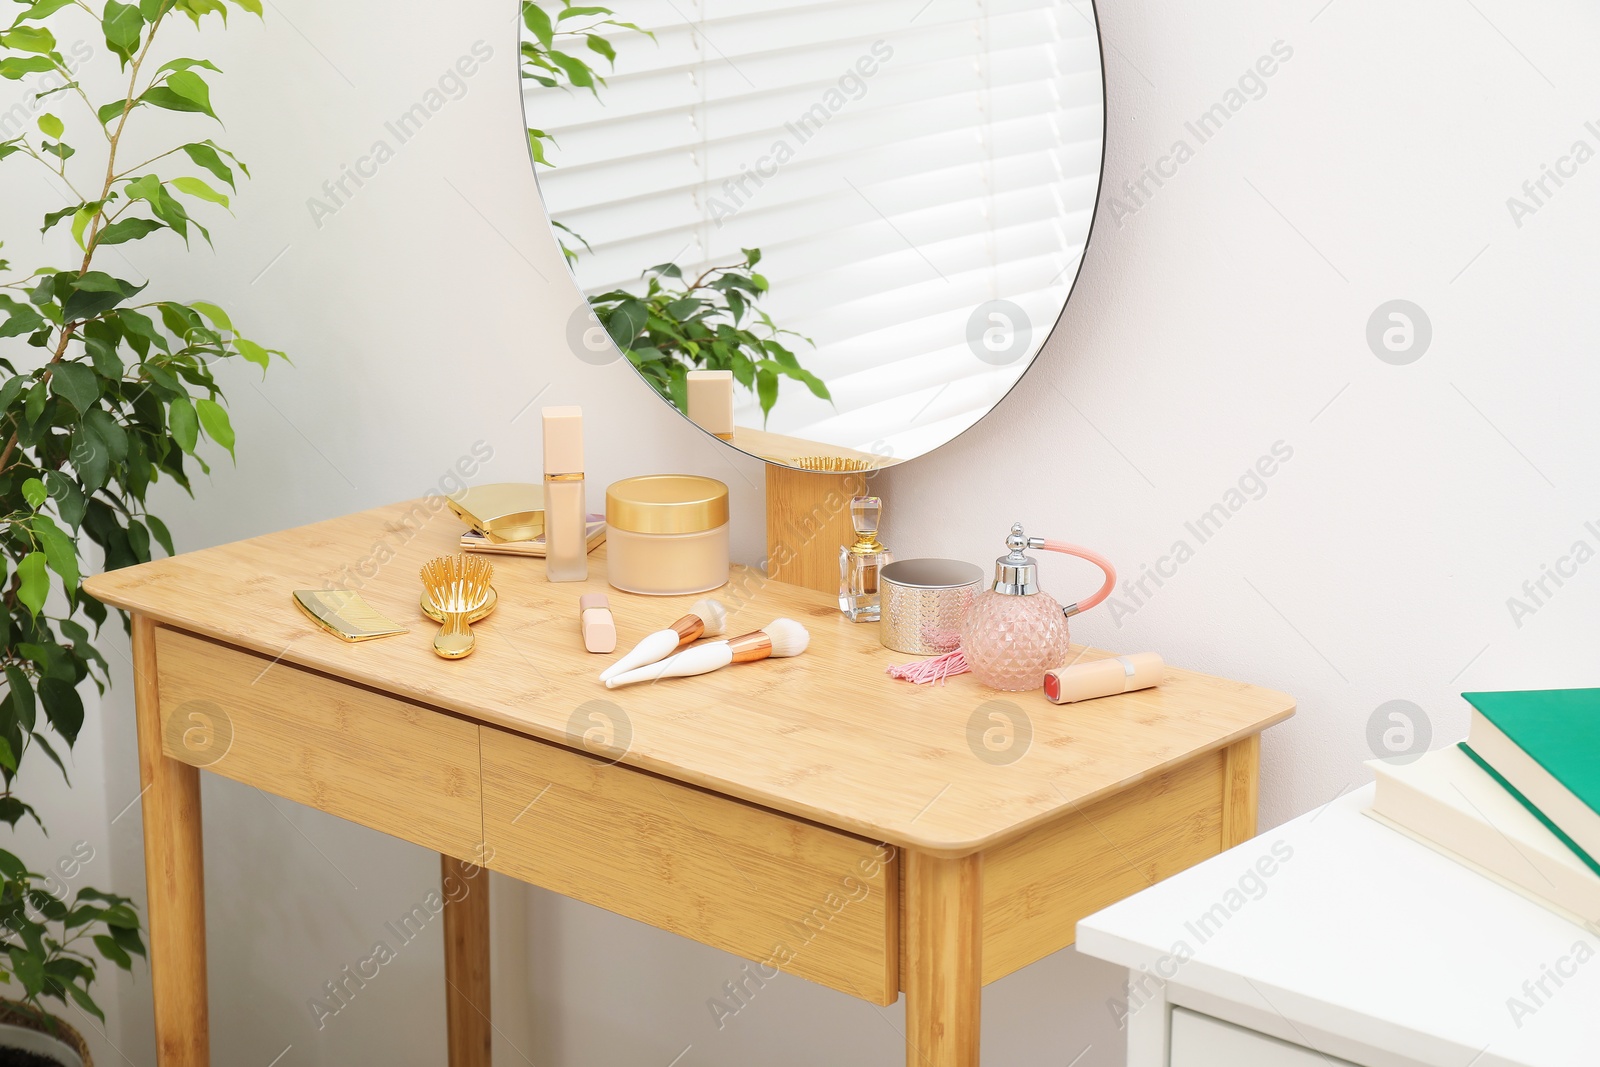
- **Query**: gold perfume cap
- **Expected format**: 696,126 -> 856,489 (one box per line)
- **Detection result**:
848,496 -> 884,554
606,475 -> 729,535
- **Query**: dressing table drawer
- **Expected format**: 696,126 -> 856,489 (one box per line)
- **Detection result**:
480,724 -> 900,1004
153,627 -> 483,862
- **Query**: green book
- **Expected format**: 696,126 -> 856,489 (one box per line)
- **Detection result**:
1462,688 -> 1600,870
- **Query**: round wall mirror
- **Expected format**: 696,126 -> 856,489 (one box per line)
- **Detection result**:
521,0 -> 1104,470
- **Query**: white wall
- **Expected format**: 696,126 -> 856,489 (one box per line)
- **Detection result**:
10,0 -> 1599,1063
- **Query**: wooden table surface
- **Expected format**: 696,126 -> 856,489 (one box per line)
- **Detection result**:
85,499 -> 1294,856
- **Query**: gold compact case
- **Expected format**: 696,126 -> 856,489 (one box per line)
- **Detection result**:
447,483 -> 545,543
605,475 -> 730,596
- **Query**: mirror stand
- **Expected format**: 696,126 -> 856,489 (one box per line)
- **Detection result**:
765,466 -> 882,596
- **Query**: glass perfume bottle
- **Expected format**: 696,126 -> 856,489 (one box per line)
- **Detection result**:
960,523 -> 1117,692
839,496 -> 891,622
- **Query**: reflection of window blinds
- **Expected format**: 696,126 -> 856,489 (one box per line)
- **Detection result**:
530,0 -> 1102,459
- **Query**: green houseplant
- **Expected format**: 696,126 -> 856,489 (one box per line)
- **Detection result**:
1,0 -> 282,1054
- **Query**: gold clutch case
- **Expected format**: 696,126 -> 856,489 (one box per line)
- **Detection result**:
293,590 -> 409,642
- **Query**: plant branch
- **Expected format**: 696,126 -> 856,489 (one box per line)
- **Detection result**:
0,11 -> 170,477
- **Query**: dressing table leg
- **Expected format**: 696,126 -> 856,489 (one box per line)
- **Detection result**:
132,614 -> 210,1066
1221,735 -> 1261,848
442,854 -> 492,1065
905,851 -> 982,1067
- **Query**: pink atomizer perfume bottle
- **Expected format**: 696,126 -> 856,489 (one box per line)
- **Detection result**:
960,523 -> 1117,692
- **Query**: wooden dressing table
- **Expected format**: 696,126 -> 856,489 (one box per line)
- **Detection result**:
83,499 -> 1293,1066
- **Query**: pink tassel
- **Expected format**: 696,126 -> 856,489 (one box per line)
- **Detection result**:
886,647 -> 971,685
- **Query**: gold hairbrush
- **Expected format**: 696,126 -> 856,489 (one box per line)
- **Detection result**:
419,554 -> 494,660
788,456 -> 879,472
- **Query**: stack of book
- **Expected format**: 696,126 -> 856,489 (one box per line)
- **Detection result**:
1368,688 -> 1600,926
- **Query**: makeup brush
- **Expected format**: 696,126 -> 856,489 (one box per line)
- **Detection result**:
598,599 -> 728,683
604,619 -> 809,689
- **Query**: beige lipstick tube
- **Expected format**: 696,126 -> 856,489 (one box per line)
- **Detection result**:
1044,653 -> 1164,704
579,593 -> 616,653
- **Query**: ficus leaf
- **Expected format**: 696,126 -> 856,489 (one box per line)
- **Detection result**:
21,478 -> 46,508
195,397 -> 234,455
101,1 -> 142,67
47,361 -> 98,414
0,56 -> 56,79
0,294 -> 45,338
161,69 -> 214,116
0,26 -> 56,53
65,982 -> 104,1023
168,396 -> 198,453
521,2 -> 554,48
547,50 -> 597,90
95,217 -> 162,246
62,272 -> 147,323
189,301 -> 232,332
171,175 -> 228,208
40,204 -> 74,232
37,677 -> 83,744
16,553 -> 48,617
33,514 -> 79,592
178,140 -> 235,189
93,935 -> 133,972
234,337 -> 269,370
4,668 -> 35,736
156,57 -> 221,75
145,513 -> 174,555
138,85 -> 207,116
70,204 -> 96,249
36,113 -> 62,139
126,518 -> 150,562
44,471 -> 85,528
15,0 -> 77,23
24,379 -> 46,423
585,34 -> 615,66
85,407 -> 128,462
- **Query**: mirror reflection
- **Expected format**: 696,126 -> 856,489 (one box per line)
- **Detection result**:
522,0 -> 1104,468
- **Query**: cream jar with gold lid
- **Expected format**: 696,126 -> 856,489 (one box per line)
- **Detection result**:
605,475 -> 730,595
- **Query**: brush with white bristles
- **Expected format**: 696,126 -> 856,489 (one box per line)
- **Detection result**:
605,618 -> 809,689
599,599 -> 728,684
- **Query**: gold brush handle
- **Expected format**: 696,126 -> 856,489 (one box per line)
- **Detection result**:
433,610 -> 475,659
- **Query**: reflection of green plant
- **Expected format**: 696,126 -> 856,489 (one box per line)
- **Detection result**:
520,1 -> 649,265
519,1 -> 647,168
0,850 -> 144,1026
0,0 -> 277,1025
590,249 -> 831,424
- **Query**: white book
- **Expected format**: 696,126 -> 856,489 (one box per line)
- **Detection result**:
1367,745 -> 1600,927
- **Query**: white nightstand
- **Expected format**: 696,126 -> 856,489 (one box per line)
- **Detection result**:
1078,785 -> 1600,1067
